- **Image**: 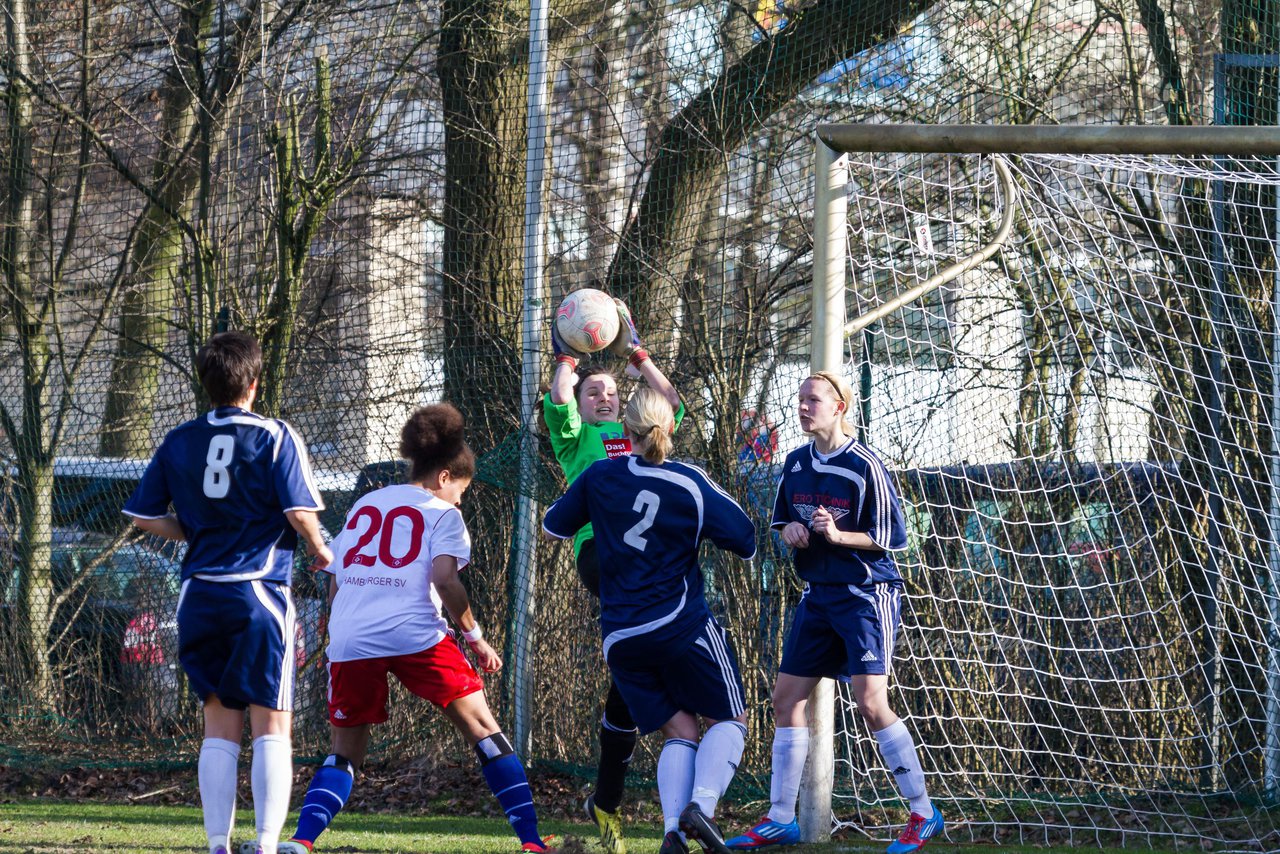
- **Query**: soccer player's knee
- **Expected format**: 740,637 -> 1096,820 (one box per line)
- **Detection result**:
473,731 -> 516,766
324,753 -> 358,777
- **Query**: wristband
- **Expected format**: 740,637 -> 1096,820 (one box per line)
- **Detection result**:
555,353 -> 579,369
462,625 -> 484,644
628,348 -> 650,369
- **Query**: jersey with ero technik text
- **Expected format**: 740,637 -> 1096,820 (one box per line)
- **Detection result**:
771,438 -> 908,587
542,392 -> 686,557
543,454 -> 755,655
321,484 -> 471,662
123,406 -> 324,585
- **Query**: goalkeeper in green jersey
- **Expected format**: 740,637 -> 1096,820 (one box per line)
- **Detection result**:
544,297 -> 683,854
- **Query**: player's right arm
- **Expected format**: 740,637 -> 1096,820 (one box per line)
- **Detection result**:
543,467 -> 592,541
123,446 -> 186,541
549,312 -> 586,406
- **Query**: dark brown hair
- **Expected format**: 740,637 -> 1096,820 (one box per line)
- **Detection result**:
196,331 -> 263,407
399,403 -> 476,482
575,362 -> 619,408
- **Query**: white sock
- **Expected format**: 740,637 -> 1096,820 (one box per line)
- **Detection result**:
251,734 -> 293,854
658,738 -> 697,834
873,720 -> 933,819
199,737 -> 240,852
691,721 -> 746,817
768,727 -> 809,825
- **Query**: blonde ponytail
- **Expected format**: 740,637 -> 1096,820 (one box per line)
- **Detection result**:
624,387 -> 675,464
809,370 -> 857,436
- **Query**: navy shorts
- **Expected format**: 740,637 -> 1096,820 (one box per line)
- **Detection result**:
177,577 -> 298,711
606,616 -> 745,734
779,581 -> 901,680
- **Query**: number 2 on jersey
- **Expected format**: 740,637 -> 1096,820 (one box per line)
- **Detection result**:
343,506 -> 425,569
624,490 -> 660,551
202,435 -> 235,498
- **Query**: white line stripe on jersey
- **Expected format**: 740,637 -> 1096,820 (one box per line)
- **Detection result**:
626,457 -> 704,539
207,410 -> 282,439
848,444 -> 887,549
603,577 -> 689,661
196,529 -> 286,583
281,419 -> 324,507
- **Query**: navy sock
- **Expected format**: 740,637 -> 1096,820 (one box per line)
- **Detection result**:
293,754 -> 356,845
475,732 -> 541,846
594,682 -> 637,814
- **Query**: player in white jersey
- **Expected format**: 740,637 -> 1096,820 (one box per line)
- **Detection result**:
276,404 -> 557,854
726,371 -> 942,853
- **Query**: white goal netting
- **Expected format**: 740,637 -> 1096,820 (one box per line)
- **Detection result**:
833,149 -> 1280,852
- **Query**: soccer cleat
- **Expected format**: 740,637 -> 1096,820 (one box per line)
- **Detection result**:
678,802 -> 732,854
725,816 -> 801,849
277,841 -> 314,853
659,830 -> 690,854
584,794 -> 627,854
885,810 -> 945,854
521,836 -> 558,853
213,848 -> 229,854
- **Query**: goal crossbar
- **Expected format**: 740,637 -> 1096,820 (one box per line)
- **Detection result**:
819,123 -> 1280,156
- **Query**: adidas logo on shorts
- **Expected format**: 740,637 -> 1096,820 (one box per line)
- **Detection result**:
861,650 -> 877,662
334,709 -> 347,720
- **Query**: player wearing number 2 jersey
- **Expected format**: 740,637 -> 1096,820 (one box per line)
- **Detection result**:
124,332 -> 333,854
544,387 -> 756,854
279,404 -> 556,854
545,299 -> 684,854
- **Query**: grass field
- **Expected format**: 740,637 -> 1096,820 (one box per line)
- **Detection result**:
0,799 -> 1179,854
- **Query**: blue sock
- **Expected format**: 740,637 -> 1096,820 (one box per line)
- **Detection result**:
475,732 -> 541,846
293,754 -> 356,845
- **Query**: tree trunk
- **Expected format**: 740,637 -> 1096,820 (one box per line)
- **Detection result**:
606,0 -> 938,312
2,0 -> 56,709
438,0 -> 531,711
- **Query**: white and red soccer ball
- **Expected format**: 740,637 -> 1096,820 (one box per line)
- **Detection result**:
555,288 -> 620,353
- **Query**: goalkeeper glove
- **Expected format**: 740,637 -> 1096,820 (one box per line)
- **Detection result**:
609,298 -> 649,368
550,318 -> 585,369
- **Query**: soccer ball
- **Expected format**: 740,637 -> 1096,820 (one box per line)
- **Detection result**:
555,288 -> 620,353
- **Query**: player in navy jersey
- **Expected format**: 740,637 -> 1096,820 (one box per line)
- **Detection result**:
726,371 -> 942,853
544,387 -> 756,854
546,299 -> 682,854
274,404 -> 556,854
123,332 -> 333,854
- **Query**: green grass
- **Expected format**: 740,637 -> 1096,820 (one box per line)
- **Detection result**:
0,800 -> 1182,854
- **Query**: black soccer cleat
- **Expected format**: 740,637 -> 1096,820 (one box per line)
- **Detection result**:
659,830 -> 690,854
679,802 -> 732,854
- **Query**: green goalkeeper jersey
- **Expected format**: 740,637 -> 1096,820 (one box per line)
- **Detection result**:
543,391 -> 686,557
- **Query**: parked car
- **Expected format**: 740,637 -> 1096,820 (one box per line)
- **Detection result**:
0,528 -> 184,725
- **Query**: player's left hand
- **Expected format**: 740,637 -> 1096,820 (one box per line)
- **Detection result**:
810,506 -> 841,545
468,638 -> 503,673
609,298 -> 646,360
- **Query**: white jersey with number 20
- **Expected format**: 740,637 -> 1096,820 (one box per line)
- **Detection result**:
322,484 -> 471,662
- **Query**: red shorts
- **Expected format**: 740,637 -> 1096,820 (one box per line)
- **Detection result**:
326,638 -> 484,726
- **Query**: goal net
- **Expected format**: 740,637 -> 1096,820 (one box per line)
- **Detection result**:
822,134 -> 1280,851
